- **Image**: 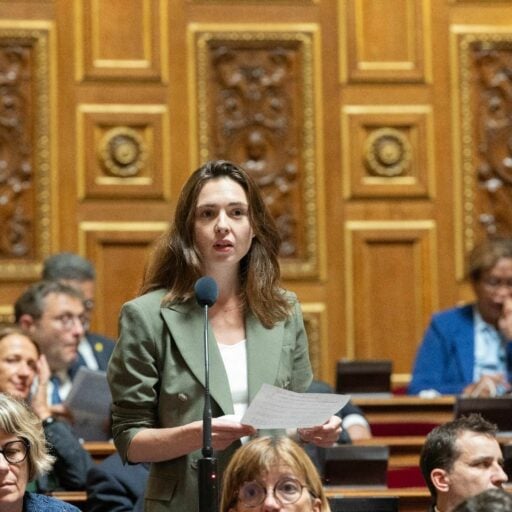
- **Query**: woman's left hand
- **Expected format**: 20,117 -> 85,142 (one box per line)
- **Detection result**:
297,415 -> 342,447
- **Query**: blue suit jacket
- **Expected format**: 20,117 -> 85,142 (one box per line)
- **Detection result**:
69,332 -> 115,379
408,304 -> 512,395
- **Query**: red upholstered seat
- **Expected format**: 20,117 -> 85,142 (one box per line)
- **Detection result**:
387,466 -> 426,488
370,422 -> 439,437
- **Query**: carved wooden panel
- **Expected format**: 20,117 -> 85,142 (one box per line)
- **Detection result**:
189,24 -> 324,280
79,222 -> 167,339
76,104 -> 170,200
0,22 -> 53,280
341,105 -> 434,199
344,221 -> 438,380
75,0 -> 167,81
340,0 -> 430,83
0,306 -> 13,326
302,302 -> 328,381
453,28 -> 512,277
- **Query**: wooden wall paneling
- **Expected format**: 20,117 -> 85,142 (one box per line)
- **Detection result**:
451,25 -> 512,280
75,0 -> 168,82
339,0 -> 431,83
79,222 -> 168,340
76,104 -> 171,200
0,306 -> 13,326
302,302 -> 328,381
344,221 -> 438,385
0,21 -> 56,281
188,23 -> 326,280
341,105 -> 435,199
0,20 -> 56,322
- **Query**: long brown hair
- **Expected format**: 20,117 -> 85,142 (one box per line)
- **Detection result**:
140,160 -> 291,327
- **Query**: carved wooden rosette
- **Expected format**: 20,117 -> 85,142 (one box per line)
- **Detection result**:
98,127 -> 147,178
364,128 -> 412,178
192,27 -> 322,279
456,31 -> 512,274
0,24 -> 52,279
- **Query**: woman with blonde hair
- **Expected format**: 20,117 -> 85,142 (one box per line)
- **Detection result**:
221,436 -> 331,512
0,392 -> 80,511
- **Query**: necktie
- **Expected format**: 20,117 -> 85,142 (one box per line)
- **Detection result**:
50,375 -> 62,404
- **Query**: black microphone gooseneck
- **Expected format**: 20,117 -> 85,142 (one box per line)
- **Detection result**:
194,276 -> 219,512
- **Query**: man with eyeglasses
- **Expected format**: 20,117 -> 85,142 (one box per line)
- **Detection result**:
409,238 -> 512,396
42,252 -> 115,379
14,280 -> 86,409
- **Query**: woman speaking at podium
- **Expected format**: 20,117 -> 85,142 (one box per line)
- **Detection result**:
107,160 -> 341,511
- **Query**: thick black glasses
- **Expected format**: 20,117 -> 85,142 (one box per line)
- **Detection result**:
0,439 -> 29,464
237,477 -> 308,507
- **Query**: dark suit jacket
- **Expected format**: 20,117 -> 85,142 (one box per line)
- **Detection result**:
408,304 -> 512,395
69,332 -> 116,379
85,452 -> 148,512
108,289 -> 313,512
36,420 -> 94,493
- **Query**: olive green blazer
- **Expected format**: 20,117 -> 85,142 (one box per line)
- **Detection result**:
107,289 -> 313,512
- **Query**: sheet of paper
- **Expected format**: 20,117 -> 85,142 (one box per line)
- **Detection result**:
240,383 -> 350,429
64,367 -> 111,441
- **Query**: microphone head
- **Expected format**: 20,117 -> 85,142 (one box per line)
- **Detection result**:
194,276 -> 218,307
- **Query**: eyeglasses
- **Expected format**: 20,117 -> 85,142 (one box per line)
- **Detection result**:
53,313 -> 86,331
236,477 -> 309,508
0,439 -> 29,464
482,277 -> 512,291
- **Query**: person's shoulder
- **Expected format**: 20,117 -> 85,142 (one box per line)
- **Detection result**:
24,492 -> 80,511
282,289 -> 298,303
430,303 -> 473,323
123,289 -> 168,310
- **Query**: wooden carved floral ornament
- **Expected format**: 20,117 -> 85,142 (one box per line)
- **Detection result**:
98,127 -> 147,178
363,127 -> 412,178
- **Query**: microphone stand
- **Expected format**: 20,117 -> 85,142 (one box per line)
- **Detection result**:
198,303 -> 218,512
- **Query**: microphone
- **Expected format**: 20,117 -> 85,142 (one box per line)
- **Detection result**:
195,276 -> 219,512
195,276 -> 218,307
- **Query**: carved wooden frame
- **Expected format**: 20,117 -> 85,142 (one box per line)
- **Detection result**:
451,26 -> 512,279
0,22 -> 54,280
188,23 -> 325,279
302,302 -> 328,382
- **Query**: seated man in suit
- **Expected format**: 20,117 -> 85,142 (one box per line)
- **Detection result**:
42,252 -> 115,377
409,238 -> 512,396
15,280 -> 86,408
420,414 -> 507,512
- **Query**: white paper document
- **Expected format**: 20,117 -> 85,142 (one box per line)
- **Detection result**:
64,367 -> 112,441
240,383 -> 350,429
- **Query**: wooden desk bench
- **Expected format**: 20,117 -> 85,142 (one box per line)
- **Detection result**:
353,436 -> 425,468
352,395 -> 455,425
325,487 -> 430,512
83,441 -> 116,463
